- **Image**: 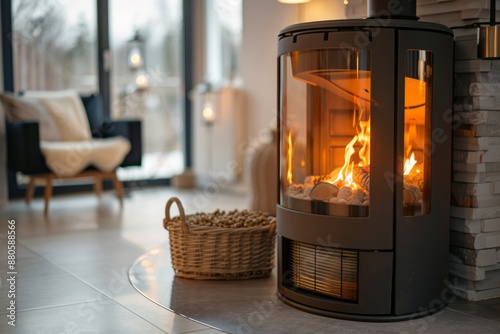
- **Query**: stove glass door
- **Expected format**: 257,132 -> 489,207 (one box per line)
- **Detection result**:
280,48 -> 371,217
403,50 -> 433,216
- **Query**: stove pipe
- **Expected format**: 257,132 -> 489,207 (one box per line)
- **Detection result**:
368,0 -> 418,20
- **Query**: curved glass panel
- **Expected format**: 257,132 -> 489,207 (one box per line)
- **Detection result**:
110,0 -> 184,180
403,50 -> 432,216
280,48 -> 371,217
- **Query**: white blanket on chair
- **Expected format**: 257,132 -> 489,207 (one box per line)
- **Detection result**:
40,137 -> 131,177
17,89 -> 132,177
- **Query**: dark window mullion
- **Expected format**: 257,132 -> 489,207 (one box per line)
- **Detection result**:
97,0 -> 110,118
1,0 -> 14,92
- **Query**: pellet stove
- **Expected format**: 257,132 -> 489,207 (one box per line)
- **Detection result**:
277,0 -> 453,321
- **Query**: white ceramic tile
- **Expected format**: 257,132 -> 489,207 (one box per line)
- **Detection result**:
181,329 -> 227,334
111,292 -> 219,333
0,255 -> 107,313
0,300 -> 168,334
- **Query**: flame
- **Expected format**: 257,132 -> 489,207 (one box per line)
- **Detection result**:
331,136 -> 357,186
286,131 -> 293,184
357,118 -> 370,166
403,125 -> 417,176
330,103 -> 370,189
284,74 -> 427,193
403,75 -> 426,180
404,153 -> 417,175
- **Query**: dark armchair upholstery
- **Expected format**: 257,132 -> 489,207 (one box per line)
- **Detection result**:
6,93 -> 142,175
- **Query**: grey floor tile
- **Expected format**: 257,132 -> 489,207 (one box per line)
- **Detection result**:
0,300 -> 167,334
112,292 -> 221,334
0,255 -> 106,313
447,296 -> 500,324
183,329 -> 228,334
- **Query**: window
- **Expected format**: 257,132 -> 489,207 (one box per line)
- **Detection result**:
204,0 -> 242,85
110,0 -> 184,181
12,0 -> 97,92
404,50 -> 432,216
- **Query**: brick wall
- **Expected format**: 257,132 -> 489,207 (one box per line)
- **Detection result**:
450,34 -> 500,301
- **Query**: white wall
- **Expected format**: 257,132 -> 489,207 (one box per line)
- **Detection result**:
300,0 -> 347,22
240,0 -> 298,145
240,0 -> 346,149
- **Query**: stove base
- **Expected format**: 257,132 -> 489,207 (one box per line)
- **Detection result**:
277,292 -> 447,322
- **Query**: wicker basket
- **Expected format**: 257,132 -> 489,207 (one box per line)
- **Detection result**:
163,197 -> 276,280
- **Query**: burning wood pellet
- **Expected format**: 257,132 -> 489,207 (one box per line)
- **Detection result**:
337,186 -> 353,200
286,163 -> 423,209
285,138 -> 428,209
353,165 -> 370,192
287,178 -> 370,206
403,183 -> 420,206
353,189 -> 365,202
309,182 -> 339,201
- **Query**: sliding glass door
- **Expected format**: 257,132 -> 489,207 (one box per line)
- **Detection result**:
109,0 -> 184,181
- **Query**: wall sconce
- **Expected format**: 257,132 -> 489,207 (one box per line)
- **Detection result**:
196,82 -> 217,125
120,30 -> 148,117
478,0 -> 500,59
129,47 -> 143,70
135,72 -> 149,91
127,30 -> 146,71
202,94 -> 216,124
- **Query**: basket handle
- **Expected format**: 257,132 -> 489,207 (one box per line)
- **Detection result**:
268,220 -> 277,236
163,197 -> 188,233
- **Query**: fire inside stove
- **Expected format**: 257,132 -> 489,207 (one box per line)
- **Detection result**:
281,49 -> 431,217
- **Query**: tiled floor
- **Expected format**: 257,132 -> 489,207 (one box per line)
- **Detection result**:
0,184 -> 499,334
0,185 -> 232,334
129,243 -> 500,334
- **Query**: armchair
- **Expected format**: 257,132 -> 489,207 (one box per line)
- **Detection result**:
3,91 -> 142,215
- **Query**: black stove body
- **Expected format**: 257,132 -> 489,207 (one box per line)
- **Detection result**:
277,0 -> 453,321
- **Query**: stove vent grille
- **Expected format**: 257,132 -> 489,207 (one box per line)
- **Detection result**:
288,239 -> 359,302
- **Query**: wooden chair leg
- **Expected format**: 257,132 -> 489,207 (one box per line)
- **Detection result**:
25,177 -> 36,204
111,171 -> 124,205
44,177 -> 53,216
24,171 -> 126,214
94,175 -> 103,198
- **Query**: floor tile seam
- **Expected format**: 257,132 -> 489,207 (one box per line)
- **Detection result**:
126,267 -> 226,333
14,244 -> 169,333
1,295 -> 170,333
128,276 -> 224,334
14,240 -> 127,299
0,299 -> 111,314
177,329 -> 228,334
3,270 -> 170,334
55,279 -> 172,333
445,306 -> 500,325
17,229 -> 164,252
18,239 -> 167,301
104,298 -> 170,334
